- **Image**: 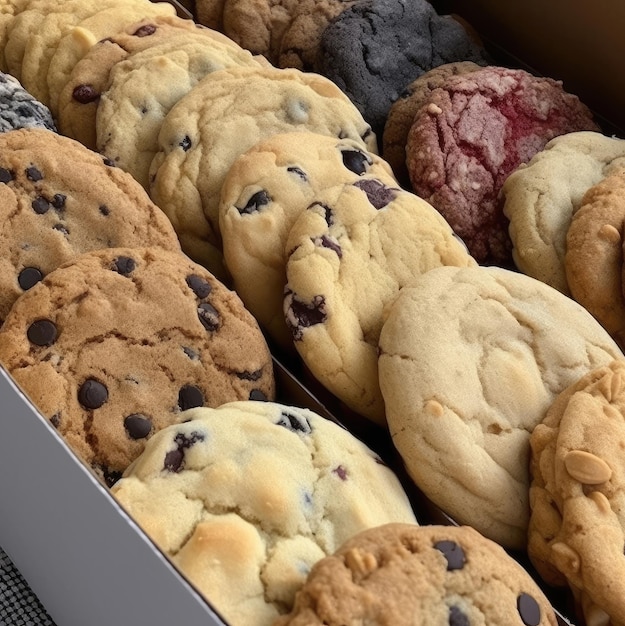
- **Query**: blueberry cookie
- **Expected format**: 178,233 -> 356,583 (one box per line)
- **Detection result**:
0,71 -> 56,132
0,127 -> 181,322
219,131 -> 396,349
565,167 -> 625,348
96,29 -> 260,189
0,247 -> 275,485
378,265 -> 623,549
503,131 -> 625,295
149,65 -> 376,277
111,401 -> 417,625
406,66 -> 600,265
284,180 -> 475,425
382,61 -> 481,187
528,360 -> 625,626
45,0 -> 178,116
313,0 -> 489,139
278,523 -> 558,626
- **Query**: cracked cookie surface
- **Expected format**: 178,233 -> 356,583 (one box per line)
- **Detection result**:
528,359 -> 625,626
148,64 -> 376,277
283,180 -> 475,425
0,247 -> 275,485
219,131 -> 396,350
111,401 -> 417,625
277,523 -> 557,626
378,265 -> 623,549
406,66 -> 600,265
0,128 -> 180,322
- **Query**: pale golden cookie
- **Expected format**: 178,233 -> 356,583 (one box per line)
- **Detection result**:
378,265 -> 623,549
528,360 -> 625,626
149,65 -> 376,277
565,167 -> 625,349
284,180 -> 475,425
0,0 -> 29,72
504,131 -> 625,295
112,401 -> 417,625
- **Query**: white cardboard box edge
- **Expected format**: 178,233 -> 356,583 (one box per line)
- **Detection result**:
0,366 -> 228,626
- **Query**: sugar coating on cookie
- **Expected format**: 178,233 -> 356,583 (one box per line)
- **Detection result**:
284,181 -> 475,425
277,523 -> 558,626
314,0 -> 489,139
219,131 -> 396,349
528,360 -> 625,626
565,167 -> 625,348
0,71 -> 56,132
149,65 -> 377,277
111,401 -> 417,625
406,66 -> 600,264
96,31 -> 261,190
0,247 -> 275,485
0,128 -> 182,321
503,131 -> 625,295
378,265 -> 623,549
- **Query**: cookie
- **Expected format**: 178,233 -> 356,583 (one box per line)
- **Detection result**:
313,0 -> 489,139
277,0 -> 355,71
277,523 -> 558,626
0,246 -> 275,485
96,30 -> 261,190
0,0 -> 29,72
283,180 -> 475,425
45,0 -> 178,116
528,360 -> 625,626
0,71 -> 56,132
111,401 -> 418,625
0,127 -> 182,321
406,66 -> 600,265
377,265 -> 623,549
565,167 -> 625,349
503,132 -> 625,295
219,131 -> 397,350
195,0 -> 226,30
382,61 -> 482,187
149,65 -> 377,277
56,14 -> 237,150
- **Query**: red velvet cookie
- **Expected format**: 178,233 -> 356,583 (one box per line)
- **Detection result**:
405,66 -> 599,264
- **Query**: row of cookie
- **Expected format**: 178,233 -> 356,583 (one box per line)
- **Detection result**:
0,127 -> 275,486
107,401 -> 560,625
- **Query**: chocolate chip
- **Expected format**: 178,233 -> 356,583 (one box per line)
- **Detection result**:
249,389 -> 267,401
354,179 -> 397,209
0,167 -> 13,183
72,84 -> 100,104
448,605 -> 469,626
32,196 -> 50,214
27,319 -> 57,346
18,267 -> 43,290
361,127 -> 373,142
237,190 -> 271,214
287,166 -> 308,181
49,413 -> 60,428
198,302 -> 219,331
112,256 -> 135,275
237,369 -> 262,381
341,149 -> 371,175
284,292 -> 327,340
178,384 -> 204,410
133,24 -> 157,37
52,194 -> 66,210
102,158 -> 115,167
53,224 -> 69,236
517,593 -> 541,626
26,166 -> 43,182
163,431 -> 205,472
276,411 -> 312,434
307,202 -> 333,226
183,346 -> 199,360
102,467 -> 122,488
434,540 -> 466,571
179,135 -> 192,151
99,205 -> 110,215
186,274 -> 211,299
332,465 -> 348,480
78,379 -> 108,409
312,235 -> 342,258
124,414 -> 152,440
